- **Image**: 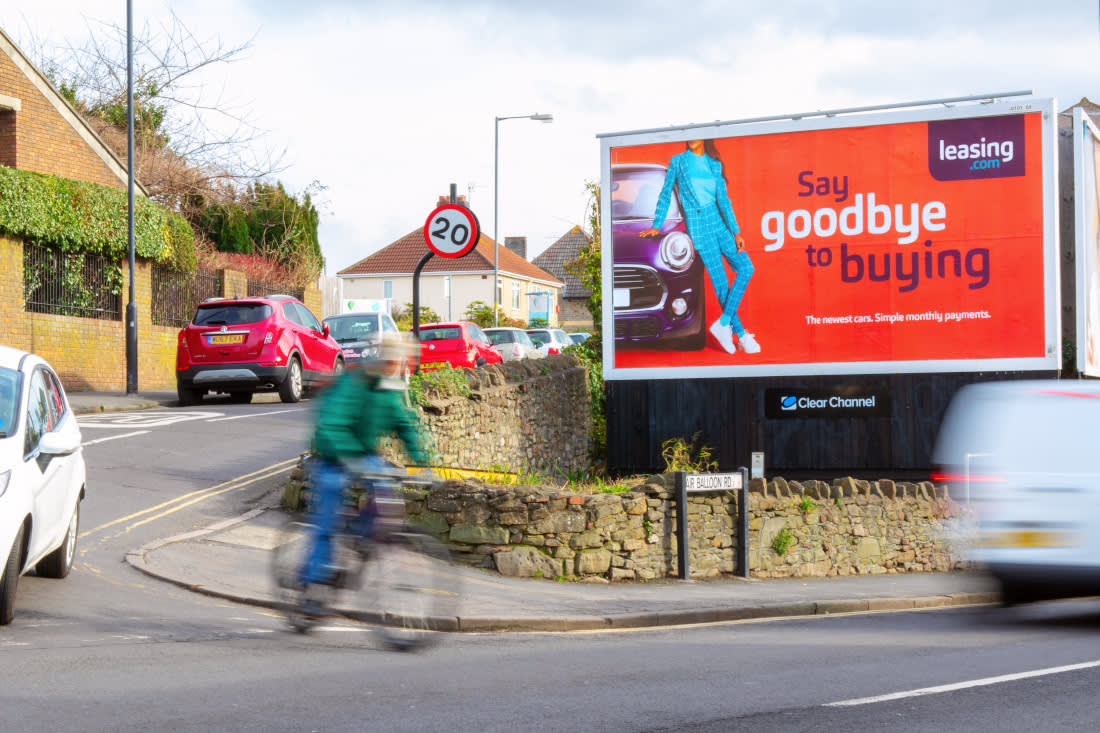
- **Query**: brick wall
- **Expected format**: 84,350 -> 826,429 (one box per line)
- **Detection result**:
1,234 -> 321,392
0,42 -> 125,189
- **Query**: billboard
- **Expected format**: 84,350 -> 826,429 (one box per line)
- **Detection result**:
599,98 -> 1059,380
1075,107 -> 1100,376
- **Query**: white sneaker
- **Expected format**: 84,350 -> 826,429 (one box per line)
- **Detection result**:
709,320 -> 736,354
738,332 -> 761,354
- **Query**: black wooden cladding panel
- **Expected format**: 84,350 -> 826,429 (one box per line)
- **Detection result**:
606,371 -> 1055,476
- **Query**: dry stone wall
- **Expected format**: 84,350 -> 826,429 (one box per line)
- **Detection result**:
383,354 -> 592,477
286,462 -> 974,582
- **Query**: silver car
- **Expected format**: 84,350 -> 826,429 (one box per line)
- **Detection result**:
484,327 -> 544,361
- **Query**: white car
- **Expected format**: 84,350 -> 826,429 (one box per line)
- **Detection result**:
525,328 -> 574,357
484,327 -> 544,361
0,346 -> 85,625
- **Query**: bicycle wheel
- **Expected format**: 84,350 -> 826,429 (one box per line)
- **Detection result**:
361,528 -> 459,651
270,514 -> 337,633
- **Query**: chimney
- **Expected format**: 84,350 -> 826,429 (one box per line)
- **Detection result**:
504,236 -> 527,260
437,194 -> 471,209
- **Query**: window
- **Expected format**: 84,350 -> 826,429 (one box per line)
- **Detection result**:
293,303 -> 323,332
512,282 -> 521,309
24,369 -> 50,456
496,278 -> 503,309
383,280 -> 393,300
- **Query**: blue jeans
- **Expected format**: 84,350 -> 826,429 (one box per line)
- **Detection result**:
301,455 -> 384,585
685,204 -> 754,336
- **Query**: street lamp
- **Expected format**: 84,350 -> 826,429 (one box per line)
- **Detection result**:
493,112 -> 553,326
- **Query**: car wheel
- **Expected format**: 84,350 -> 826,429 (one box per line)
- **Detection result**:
475,358 -> 487,367
229,391 -> 253,404
279,358 -> 303,403
0,526 -> 24,625
177,381 -> 201,406
332,358 -> 345,378
36,501 -> 79,579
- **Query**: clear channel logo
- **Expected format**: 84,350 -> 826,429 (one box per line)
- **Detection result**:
780,395 -> 798,411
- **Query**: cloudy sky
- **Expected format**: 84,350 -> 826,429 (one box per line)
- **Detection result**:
1,1 -> 1097,273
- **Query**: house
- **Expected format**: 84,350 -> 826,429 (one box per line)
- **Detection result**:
0,27 -> 135,190
532,225 -> 594,329
337,199 -> 564,326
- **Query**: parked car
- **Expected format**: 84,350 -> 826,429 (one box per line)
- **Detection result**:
568,332 -> 592,346
175,295 -> 343,405
0,346 -> 85,625
526,328 -> 573,357
322,311 -> 402,367
484,327 -> 544,361
611,163 -> 706,349
418,321 -> 503,370
933,380 -> 1100,606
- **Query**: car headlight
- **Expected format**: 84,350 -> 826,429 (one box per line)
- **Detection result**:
0,469 -> 9,498
659,231 -> 694,272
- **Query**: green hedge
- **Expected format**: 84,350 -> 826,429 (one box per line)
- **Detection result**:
0,165 -> 195,271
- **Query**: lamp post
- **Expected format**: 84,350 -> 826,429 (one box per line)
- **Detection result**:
493,112 -> 552,326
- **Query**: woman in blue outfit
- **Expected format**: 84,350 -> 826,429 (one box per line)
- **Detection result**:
640,139 -> 759,354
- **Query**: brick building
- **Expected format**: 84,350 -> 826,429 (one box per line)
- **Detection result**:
0,27 -> 327,392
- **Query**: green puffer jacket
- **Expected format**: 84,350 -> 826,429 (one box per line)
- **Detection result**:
311,369 -> 432,465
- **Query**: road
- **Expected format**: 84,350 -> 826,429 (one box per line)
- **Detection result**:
3,401 -> 1100,731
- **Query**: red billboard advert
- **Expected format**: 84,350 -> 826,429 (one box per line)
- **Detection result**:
598,98 -> 1059,380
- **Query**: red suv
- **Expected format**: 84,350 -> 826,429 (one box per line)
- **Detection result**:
418,321 -> 503,370
175,295 -> 343,405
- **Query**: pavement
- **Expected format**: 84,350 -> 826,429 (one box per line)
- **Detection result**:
69,390 -> 1001,632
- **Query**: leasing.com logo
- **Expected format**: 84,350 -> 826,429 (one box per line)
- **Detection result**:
927,114 -> 1026,182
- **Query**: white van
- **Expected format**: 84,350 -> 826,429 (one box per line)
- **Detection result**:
933,380 -> 1100,605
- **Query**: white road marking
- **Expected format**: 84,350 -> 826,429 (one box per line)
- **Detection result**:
78,411 -> 223,428
205,408 -> 305,422
80,458 -> 299,539
82,430 -> 150,446
825,659 -> 1100,707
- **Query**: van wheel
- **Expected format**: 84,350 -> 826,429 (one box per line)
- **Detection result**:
279,358 -> 303,403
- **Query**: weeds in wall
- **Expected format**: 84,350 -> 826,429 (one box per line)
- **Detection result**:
771,527 -> 795,556
408,363 -> 472,406
661,432 -> 718,473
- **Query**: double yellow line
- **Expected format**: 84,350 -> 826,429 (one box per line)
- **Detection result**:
80,457 -> 299,539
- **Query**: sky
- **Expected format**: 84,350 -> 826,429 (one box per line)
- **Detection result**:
1,1 -> 1098,275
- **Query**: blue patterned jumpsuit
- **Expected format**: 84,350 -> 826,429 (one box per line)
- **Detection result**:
651,150 -> 754,337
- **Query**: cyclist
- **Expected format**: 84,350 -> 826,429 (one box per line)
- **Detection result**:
300,331 -> 433,604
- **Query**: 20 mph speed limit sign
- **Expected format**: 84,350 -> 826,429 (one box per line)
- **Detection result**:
423,203 -> 481,259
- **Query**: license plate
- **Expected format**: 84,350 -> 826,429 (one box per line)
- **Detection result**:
208,334 -> 244,345
613,288 -> 630,308
421,362 -> 443,370
982,530 -> 1078,548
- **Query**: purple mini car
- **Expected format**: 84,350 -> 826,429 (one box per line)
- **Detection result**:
611,163 -> 705,350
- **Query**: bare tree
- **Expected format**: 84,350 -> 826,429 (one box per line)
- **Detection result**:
26,11 -> 285,213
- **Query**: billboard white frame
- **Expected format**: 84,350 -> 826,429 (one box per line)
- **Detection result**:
1075,107 -> 1100,376
598,96 -> 1061,381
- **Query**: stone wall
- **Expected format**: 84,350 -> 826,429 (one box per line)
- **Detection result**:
287,463 -> 974,582
384,354 -> 592,476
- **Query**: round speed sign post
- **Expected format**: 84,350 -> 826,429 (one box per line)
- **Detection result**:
412,192 -> 482,347
423,203 -> 480,259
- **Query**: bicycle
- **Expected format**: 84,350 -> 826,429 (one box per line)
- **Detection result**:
270,465 -> 459,651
